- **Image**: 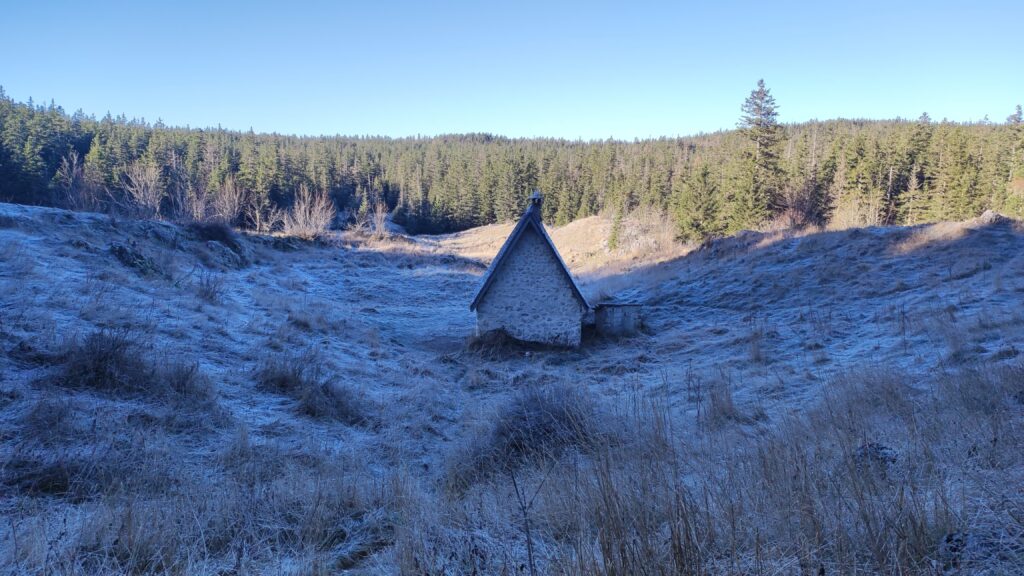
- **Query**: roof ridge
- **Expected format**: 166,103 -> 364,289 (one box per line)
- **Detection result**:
469,204 -> 589,311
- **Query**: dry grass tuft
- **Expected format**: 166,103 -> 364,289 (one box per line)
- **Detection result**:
5,430 -> 181,502
444,383 -> 606,492
18,396 -> 76,446
188,220 -> 239,251
466,329 -> 558,359
55,330 -> 220,421
195,269 -> 226,303
254,349 -> 372,426
894,221 -> 969,254
57,329 -> 153,393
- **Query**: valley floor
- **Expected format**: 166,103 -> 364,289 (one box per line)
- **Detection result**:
1,203 -> 1022,574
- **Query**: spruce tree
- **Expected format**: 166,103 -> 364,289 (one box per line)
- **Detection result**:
674,164 -> 722,242
737,79 -> 784,225
1009,105 -> 1024,183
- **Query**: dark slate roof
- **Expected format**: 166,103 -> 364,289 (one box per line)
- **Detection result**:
469,197 -> 589,311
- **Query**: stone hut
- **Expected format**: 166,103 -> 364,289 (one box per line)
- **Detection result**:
470,191 -> 590,347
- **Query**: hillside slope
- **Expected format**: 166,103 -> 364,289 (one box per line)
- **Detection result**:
2,203 -> 1022,574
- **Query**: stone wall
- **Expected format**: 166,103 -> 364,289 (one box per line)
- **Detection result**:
595,304 -> 642,336
476,226 -> 586,347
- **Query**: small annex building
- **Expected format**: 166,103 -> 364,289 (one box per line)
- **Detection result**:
470,191 -> 590,347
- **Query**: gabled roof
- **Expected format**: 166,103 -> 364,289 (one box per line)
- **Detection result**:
470,197 -> 589,311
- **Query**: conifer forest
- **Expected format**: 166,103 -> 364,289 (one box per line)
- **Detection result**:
2,84 -> 1023,238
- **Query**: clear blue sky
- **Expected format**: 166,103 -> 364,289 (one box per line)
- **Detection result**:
2,0 -> 1021,140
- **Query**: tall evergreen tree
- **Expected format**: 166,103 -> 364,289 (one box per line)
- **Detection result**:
674,164 -> 723,242
736,79 -> 784,226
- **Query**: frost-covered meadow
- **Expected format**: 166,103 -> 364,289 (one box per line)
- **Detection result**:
1,202 -> 1023,574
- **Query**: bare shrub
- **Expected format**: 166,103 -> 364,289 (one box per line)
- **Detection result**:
255,349 -> 371,426
195,269 -> 226,303
607,206 -> 679,255
164,150 -> 208,222
244,192 -> 284,233
211,175 -> 244,225
120,158 -> 164,218
371,201 -> 390,240
55,150 -> 100,211
282,184 -> 335,240
828,195 -> 885,230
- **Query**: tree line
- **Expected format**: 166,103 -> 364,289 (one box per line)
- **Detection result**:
2,83 -> 1022,238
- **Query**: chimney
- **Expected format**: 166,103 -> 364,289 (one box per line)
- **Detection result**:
528,190 -> 543,221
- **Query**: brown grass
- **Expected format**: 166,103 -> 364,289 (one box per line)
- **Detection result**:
56,330 -> 217,412
394,364 -> 1024,574
5,433 -> 392,574
444,383 -> 608,493
254,348 -> 372,426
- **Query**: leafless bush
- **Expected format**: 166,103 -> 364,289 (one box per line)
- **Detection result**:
829,195 -> 885,230
211,175 -> 244,225
255,349 -> 371,425
371,201 -> 389,240
244,191 -> 284,233
282,184 -> 335,240
120,158 -> 164,218
55,150 -> 101,211
164,150 -> 207,222
608,206 -> 679,254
